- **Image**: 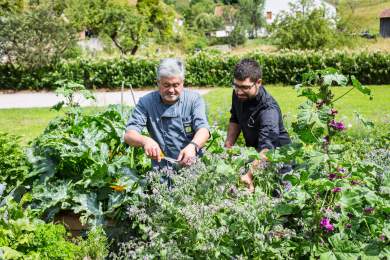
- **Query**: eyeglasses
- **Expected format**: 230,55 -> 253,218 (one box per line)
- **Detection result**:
232,81 -> 256,91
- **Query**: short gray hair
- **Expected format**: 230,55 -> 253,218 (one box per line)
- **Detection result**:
157,58 -> 185,81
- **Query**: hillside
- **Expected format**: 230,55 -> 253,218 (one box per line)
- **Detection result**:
333,0 -> 390,33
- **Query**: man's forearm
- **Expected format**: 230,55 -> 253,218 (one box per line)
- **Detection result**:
192,127 -> 210,148
225,122 -> 241,147
124,130 -> 148,147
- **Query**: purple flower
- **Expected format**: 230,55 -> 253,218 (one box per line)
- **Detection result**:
329,120 -> 346,131
337,167 -> 346,173
328,108 -> 338,116
320,217 -> 334,232
322,136 -> 330,144
347,213 -> 354,219
346,223 -> 352,229
328,173 -> 337,180
332,187 -> 342,193
364,207 -> 374,214
351,180 -> 360,185
379,235 -> 385,241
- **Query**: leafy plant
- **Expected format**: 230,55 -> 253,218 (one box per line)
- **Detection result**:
0,133 -> 29,193
25,105 -> 149,226
0,194 -> 109,259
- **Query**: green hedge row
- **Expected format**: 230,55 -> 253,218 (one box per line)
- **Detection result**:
0,51 -> 389,89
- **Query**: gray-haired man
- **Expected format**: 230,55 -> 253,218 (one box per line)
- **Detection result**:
124,58 -> 210,168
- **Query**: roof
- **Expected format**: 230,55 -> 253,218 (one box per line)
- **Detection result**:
380,9 -> 390,18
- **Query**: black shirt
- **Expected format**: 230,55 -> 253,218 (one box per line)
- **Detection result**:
229,86 -> 291,151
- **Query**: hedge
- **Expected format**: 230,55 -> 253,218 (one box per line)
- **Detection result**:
0,51 -> 389,89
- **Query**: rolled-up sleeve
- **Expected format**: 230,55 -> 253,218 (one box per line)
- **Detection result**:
192,94 -> 210,132
258,108 -> 280,151
125,97 -> 148,133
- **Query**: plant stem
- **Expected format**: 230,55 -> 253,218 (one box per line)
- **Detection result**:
332,87 -> 354,103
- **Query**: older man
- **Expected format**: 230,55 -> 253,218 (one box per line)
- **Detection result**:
124,58 -> 210,168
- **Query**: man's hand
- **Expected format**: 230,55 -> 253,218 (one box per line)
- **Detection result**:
240,171 -> 254,193
142,137 -> 162,162
177,143 -> 197,166
225,122 -> 240,149
240,150 -> 269,193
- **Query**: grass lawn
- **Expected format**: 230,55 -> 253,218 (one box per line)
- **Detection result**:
204,85 -> 390,129
0,107 -> 104,145
0,85 -> 389,144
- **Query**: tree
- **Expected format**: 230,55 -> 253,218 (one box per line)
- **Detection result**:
238,0 -> 265,38
0,4 -> 76,69
270,2 -> 336,50
137,0 -> 176,43
102,3 -> 146,55
64,0 -> 175,55
194,12 -> 223,33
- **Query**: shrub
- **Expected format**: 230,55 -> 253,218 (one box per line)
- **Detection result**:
0,51 -> 389,89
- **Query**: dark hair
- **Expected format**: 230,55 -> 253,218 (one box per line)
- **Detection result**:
233,58 -> 262,82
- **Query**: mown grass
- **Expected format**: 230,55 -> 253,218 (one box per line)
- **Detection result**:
204,85 -> 390,130
0,85 -> 389,144
0,107 -> 105,145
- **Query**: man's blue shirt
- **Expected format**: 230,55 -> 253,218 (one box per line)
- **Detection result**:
126,89 -> 210,167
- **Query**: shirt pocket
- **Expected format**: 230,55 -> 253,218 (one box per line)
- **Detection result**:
182,116 -> 194,140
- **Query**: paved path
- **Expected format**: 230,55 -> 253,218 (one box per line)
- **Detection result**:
0,88 -> 211,109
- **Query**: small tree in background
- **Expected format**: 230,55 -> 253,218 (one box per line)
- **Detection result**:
237,0 -> 265,38
270,0 -> 336,50
0,3 -> 77,69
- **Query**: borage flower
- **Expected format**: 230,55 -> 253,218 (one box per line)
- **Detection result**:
332,187 -> 342,193
364,207 -> 374,214
328,173 -> 337,180
320,217 -> 334,232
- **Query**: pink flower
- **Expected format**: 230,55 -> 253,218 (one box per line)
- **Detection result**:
364,207 -> 374,214
332,187 -> 342,193
329,120 -> 346,131
320,217 -> 334,232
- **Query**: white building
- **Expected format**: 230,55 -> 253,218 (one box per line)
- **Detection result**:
264,0 -> 337,24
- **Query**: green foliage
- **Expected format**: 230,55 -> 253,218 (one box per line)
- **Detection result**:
25,105 -> 149,225
101,2 -> 146,56
0,4 -> 77,70
237,0 -> 265,38
0,0 -> 24,14
51,79 -> 96,111
271,6 -> 336,49
225,24 -> 247,46
2,51 -> 389,89
64,0 -> 175,55
194,12 -> 224,32
111,70 -> 389,259
0,133 -> 29,193
0,195 -> 109,259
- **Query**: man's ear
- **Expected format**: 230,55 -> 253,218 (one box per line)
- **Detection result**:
257,79 -> 262,86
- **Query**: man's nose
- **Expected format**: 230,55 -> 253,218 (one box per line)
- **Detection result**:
235,88 -> 244,95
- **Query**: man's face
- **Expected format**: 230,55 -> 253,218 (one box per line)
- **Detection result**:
233,78 -> 261,101
158,76 -> 184,104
